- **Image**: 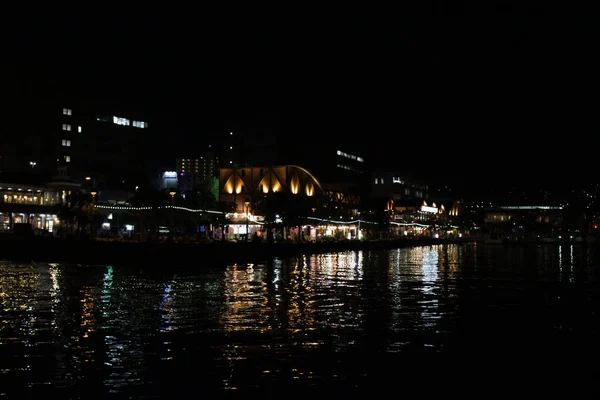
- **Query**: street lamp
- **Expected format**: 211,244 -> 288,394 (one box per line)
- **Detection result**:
357,210 -> 361,240
90,191 -> 97,205
169,190 -> 176,205
245,200 -> 250,242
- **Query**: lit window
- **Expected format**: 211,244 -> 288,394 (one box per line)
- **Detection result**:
62,124 -> 71,131
78,126 -> 82,133
113,116 -> 130,126
336,150 -> 364,163
375,178 -> 379,184
63,108 -> 72,116
132,120 -> 148,128
62,139 -> 71,147
336,164 -> 363,173
64,155 -> 71,163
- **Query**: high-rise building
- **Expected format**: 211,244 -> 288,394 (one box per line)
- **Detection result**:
176,157 -> 200,193
78,113 -> 152,190
0,103 -> 86,182
0,96 -> 155,191
175,148 -> 220,193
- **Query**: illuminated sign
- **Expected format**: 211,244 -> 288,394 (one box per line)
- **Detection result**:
163,171 -> 177,178
421,206 -> 438,213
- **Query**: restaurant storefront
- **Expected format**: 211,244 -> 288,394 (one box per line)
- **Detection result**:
0,181 -> 67,234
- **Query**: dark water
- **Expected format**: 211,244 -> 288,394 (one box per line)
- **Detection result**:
1,243 -> 600,398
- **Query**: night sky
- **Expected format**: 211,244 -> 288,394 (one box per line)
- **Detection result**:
3,9 -> 596,193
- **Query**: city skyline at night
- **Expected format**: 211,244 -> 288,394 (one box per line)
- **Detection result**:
2,12 -> 596,195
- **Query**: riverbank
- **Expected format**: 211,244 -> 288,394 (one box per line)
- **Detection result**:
0,235 -> 478,266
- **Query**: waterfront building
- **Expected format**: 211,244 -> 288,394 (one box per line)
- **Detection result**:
0,176 -> 78,233
483,205 -> 564,241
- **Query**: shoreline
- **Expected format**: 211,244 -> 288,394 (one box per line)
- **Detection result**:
0,236 -> 478,266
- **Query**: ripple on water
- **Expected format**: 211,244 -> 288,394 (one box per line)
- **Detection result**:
1,244 -> 600,395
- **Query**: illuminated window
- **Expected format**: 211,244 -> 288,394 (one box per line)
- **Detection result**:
393,177 -> 404,184
337,164 -> 363,173
336,150 -> 364,162
63,108 -> 72,116
61,139 -> 71,147
113,116 -> 130,126
62,124 -> 71,131
132,120 -> 148,128
64,155 -> 71,163
78,126 -> 82,133
375,178 -> 379,184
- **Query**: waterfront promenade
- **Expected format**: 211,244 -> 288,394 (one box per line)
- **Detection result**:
0,235 -> 476,265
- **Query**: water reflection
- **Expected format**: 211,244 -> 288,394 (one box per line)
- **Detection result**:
1,243 -> 599,396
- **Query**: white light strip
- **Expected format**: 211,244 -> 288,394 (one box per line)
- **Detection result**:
497,205 -> 562,210
94,205 -> 223,214
305,216 -> 376,225
390,221 -> 459,229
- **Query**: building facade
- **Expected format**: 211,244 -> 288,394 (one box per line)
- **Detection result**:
84,114 -> 152,190
0,178 -> 78,233
176,149 -> 220,193
371,171 -> 429,201
0,93 -> 155,192
219,165 -> 323,213
0,103 -> 86,182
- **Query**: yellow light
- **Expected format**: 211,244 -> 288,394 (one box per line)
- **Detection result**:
305,182 -> 314,196
290,174 -> 300,194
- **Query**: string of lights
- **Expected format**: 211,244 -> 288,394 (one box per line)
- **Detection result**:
94,205 -> 223,214
92,206 -> 458,229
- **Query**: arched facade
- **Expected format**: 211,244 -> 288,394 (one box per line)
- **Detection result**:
219,165 -> 324,212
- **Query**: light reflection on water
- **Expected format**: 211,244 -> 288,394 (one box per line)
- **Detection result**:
1,243 -> 599,396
